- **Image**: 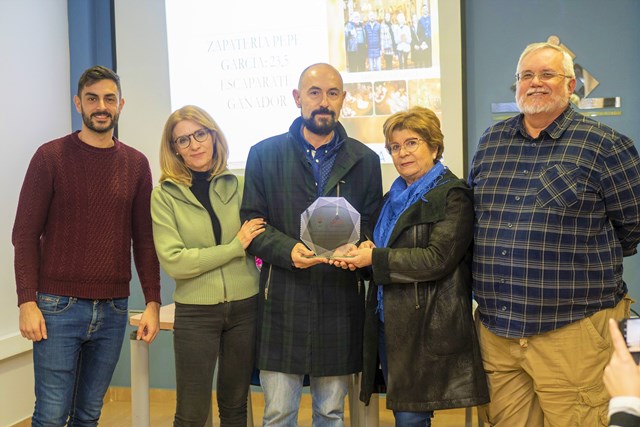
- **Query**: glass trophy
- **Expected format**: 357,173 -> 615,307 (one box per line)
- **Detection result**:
300,197 -> 360,258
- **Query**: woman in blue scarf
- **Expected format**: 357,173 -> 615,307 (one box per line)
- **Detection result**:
333,107 -> 488,426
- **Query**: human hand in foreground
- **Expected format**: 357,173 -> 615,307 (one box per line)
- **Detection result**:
603,318 -> 640,397
330,240 -> 375,270
136,301 -> 160,343
19,301 -> 47,341
237,218 -> 266,249
291,242 -> 328,269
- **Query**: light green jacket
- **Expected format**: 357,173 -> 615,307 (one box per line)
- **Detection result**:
151,172 -> 259,304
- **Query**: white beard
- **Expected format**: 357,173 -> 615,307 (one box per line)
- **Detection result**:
516,89 -> 569,115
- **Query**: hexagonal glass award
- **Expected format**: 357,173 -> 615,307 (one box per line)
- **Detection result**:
300,197 -> 360,258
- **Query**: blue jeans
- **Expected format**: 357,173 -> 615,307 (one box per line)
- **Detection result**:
260,370 -> 349,426
379,320 -> 432,427
173,297 -> 257,427
32,293 -> 128,427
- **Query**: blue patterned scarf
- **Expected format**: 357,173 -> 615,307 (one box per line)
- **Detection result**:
373,161 -> 447,322
374,161 -> 447,248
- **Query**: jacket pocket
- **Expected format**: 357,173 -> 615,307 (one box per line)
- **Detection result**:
425,282 -> 473,356
109,297 -> 129,315
37,293 -> 75,314
536,164 -> 582,208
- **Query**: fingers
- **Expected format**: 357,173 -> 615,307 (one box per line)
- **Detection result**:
19,302 -> 47,341
136,303 -> 160,343
246,218 -> 266,229
359,240 -> 375,249
610,319 -> 635,362
246,219 -> 266,237
292,242 -> 315,257
331,247 -> 372,269
144,330 -> 159,343
330,259 -> 357,270
20,324 -> 43,341
333,243 -> 357,258
604,319 -> 640,397
40,320 -> 48,341
22,322 -> 46,341
138,323 -> 159,343
291,243 -> 325,268
136,325 -> 146,341
239,219 -> 267,249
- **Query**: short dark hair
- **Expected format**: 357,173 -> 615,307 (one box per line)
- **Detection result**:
77,66 -> 121,97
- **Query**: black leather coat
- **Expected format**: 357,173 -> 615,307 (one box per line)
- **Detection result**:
360,170 -> 489,412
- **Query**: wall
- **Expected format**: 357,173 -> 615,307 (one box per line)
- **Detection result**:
0,1 -> 71,424
108,0 -> 461,389
3,1 -> 639,412
464,0 -> 640,311
109,0 -> 177,389
67,0 -> 116,130
109,0 -> 640,392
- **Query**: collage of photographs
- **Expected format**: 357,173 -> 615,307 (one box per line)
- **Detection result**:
336,0 -> 441,148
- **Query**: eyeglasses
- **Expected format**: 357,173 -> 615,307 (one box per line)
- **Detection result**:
515,71 -> 571,82
387,138 -> 425,156
173,128 -> 211,149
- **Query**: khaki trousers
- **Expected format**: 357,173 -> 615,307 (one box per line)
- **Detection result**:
476,297 -> 631,427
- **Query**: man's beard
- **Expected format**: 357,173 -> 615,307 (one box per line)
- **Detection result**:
516,89 -> 568,115
302,108 -> 338,136
81,109 -> 119,134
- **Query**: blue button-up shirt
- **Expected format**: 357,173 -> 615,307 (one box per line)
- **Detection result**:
469,106 -> 640,338
299,127 -> 342,197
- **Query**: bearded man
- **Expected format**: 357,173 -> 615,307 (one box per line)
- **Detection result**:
241,63 -> 382,426
468,42 -> 640,426
13,65 -> 160,426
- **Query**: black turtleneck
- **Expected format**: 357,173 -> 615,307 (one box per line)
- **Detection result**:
189,170 -> 222,244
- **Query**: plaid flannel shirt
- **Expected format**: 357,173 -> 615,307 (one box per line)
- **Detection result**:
469,106 -> 640,338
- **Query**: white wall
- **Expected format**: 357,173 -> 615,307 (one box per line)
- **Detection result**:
114,0 -> 461,193
0,0 -> 70,424
114,0 -> 172,183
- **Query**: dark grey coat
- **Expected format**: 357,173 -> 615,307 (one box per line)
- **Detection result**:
360,170 -> 489,412
241,117 -> 383,376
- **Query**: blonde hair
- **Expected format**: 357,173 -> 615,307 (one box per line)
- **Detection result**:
383,106 -> 444,160
159,105 -> 229,186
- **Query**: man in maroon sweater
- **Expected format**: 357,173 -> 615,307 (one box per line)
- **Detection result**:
12,66 -> 161,426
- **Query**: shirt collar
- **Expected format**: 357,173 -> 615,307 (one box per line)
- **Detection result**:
515,105 -> 575,140
298,125 -> 339,155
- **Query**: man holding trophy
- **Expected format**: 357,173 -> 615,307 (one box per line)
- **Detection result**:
241,62 -> 383,426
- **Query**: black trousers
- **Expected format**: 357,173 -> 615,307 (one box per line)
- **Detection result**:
173,296 -> 257,427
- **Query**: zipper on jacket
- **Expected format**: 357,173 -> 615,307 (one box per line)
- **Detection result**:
413,227 -> 421,309
220,269 -> 228,302
264,264 -> 273,300
337,180 -> 344,198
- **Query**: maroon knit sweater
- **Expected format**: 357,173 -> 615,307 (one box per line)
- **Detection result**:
12,131 -> 161,306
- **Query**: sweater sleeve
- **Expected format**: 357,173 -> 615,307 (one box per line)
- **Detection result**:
151,187 -> 247,280
609,396 -> 640,426
12,148 -> 54,306
240,144 -> 300,268
130,155 -> 161,304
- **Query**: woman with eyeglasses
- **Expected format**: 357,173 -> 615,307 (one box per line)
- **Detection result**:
151,105 -> 265,426
332,106 -> 489,425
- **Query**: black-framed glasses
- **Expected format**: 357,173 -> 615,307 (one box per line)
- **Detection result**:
515,71 -> 571,82
387,138 -> 425,156
173,128 -> 211,149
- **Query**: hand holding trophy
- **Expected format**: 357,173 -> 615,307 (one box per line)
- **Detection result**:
300,197 -> 360,259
